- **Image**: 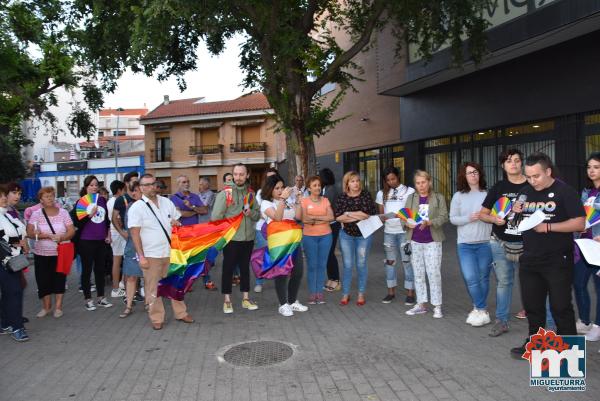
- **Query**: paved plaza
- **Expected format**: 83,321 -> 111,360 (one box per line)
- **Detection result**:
1,229 -> 598,401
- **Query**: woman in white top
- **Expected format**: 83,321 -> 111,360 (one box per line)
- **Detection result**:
0,185 -> 29,341
260,175 -> 308,317
449,162 -> 493,328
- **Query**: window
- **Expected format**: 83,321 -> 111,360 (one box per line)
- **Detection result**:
112,130 -> 126,136
154,136 -> 171,162
241,126 -> 261,143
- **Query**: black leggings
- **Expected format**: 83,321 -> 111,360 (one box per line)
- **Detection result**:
275,250 -> 304,305
222,240 -> 254,294
326,222 -> 340,281
34,254 -> 66,298
78,240 -> 107,299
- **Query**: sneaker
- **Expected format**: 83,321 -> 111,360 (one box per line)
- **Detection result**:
404,295 -> 416,305
406,304 -> 427,315
576,319 -> 593,334
91,284 -> 97,292
433,306 -> 443,318
232,275 -> 240,286
515,310 -> 526,319
11,328 -> 29,342
97,298 -> 113,308
585,324 -> 600,341
315,294 -> 326,304
241,299 -> 258,310
205,281 -> 218,290
53,309 -> 63,318
85,300 -> 97,311
465,309 -> 478,325
0,326 -> 13,335
290,301 -> 308,312
254,284 -> 263,293
119,281 -> 125,290
134,292 -> 144,302
36,309 -> 50,318
308,294 -> 317,305
510,339 -> 528,359
278,304 -> 294,317
382,294 -> 395,304
489,320 -> 509,337
111,288 -> 126,298
223,302 -> 233,314
78,286 -> 83,293
140,286 -> 145,298
471,310 -> 491,327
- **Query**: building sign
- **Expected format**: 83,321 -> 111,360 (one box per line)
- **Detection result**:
57,161 -> 88,171
409,0 -> 559,63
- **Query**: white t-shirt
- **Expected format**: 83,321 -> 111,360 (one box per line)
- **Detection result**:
127,195 -> 181,258
261,199 -> 296,225
255,189 -> 265,231
107,196 -> 119,237
375,185 -> 415,234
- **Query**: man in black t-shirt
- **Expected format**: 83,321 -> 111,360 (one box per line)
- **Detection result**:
509,153 -> 585,358
480,149 -> 529,337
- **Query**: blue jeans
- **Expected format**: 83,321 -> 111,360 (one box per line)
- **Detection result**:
573,259 -> 600,325
253,229 -> 267,285
490,239 -> 516,323
0,266 -> 24,330
339,230 -> 373,295
302,234 -> 332,295
457,242 -> 493,309
383,232 -> 414,290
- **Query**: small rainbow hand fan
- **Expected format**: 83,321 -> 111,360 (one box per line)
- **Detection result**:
244,192 -> 255,209
585,205 -> 600,229
396,208 -> 422,224
75,193 -> 98,220
491,197 -> 512,219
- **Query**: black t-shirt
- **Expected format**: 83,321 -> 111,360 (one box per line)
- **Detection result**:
482,179 -> 529,242
519,180 -> 585,262
113,194 -> 133,224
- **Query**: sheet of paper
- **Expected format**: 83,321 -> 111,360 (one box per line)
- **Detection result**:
517,209 -> 546,232
357,215 -> 383,238
575,239 -> 600,267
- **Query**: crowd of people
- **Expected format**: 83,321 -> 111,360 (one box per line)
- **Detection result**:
1,151 -> 599,359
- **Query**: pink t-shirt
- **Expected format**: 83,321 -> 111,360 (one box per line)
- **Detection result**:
301,197 -> 332,236
29,208 -> 73,256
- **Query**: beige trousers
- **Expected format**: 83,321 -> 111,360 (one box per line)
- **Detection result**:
143,257 -> 187,324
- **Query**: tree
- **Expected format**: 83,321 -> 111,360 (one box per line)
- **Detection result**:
0,0 -> 103,180
70,0 -> 489,179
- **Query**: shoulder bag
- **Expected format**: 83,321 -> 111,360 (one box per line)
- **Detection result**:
42,209 -> 75,274
0,215 -> 28,272
145,201 -> 171,245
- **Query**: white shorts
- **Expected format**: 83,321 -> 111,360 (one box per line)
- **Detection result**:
111,232 -> 126,256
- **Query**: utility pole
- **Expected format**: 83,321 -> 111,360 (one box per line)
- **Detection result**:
114,107 -> 124,180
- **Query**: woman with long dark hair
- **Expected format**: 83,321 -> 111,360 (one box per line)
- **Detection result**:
319,168 -> 341,291
574,152 -> 600,342
76,175 -> 112,311
450,162 -> 493,327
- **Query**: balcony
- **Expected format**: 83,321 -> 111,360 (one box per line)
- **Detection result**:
230,142 -> 267,152
189,144 -> 224,155
149,148 -> 172,162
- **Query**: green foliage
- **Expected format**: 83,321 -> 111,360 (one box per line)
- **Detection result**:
69,0 -> 491,175
0,135 -> 27,182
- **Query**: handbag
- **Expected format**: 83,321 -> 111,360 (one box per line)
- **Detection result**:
493,234 -> 523,263
42,209 -> 74,274
0,215 -> 28,272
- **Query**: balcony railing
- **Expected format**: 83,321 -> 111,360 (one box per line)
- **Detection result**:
149,148 -> 172,162
189,144 -> 224,155
230,142 -> 267,152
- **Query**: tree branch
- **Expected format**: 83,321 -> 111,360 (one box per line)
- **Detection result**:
308,0 -> 387,97
301,0 -> 321,34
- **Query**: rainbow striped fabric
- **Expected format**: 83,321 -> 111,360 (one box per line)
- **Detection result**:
251,220 -> 303,279
157,213 -> 243,301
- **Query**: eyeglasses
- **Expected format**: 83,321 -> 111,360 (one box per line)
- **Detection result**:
140,181 -> 156,187
466,170 -> 480,176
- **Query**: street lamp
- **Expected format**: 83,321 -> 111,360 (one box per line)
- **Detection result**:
114,107 -> 124,180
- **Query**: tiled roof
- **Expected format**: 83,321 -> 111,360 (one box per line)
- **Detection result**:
79,135 -> 145,148
141,93 -> 271,120
100,108 -> 148,117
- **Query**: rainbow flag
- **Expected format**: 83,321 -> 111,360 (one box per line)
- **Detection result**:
157,213 -> 243,301
251,220 -> 302,279
585,205 -> 600,229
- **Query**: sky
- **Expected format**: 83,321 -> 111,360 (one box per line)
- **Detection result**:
102,36 -> 247,111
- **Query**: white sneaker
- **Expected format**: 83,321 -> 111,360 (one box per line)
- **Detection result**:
278,304 -> 294,317
111,288 -> 126,298
585,324 -> 600,341
290,301 -> 308,312
254,284 -> 263,293
85,300 -> 97,311
465,309 -> 478,325
406,304 -> 427,315
471,310 -> 491,327
576,319 -> 592,334
433,306 -> 443,319
119,281 -> 125,290
91,284 -> 97,293
97,298 -> 113,308
140,286 -> 145,298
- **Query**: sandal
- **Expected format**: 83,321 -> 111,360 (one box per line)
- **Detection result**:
119,307 -> 133,318
326,280 -> 341,292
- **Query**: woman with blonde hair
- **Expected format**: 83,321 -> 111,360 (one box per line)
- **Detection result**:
403,170 -> 448,318
334,171 -> 378,306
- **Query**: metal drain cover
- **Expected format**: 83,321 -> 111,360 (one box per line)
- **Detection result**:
222,341 -> 293,367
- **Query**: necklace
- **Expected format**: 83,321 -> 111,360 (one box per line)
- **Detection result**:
310,196 -> 320,203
